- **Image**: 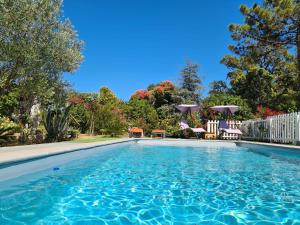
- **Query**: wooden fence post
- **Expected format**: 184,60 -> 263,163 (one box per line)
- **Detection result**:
207,120 -> 211,133
269,118 -> 272,143
296,114 -> 300,145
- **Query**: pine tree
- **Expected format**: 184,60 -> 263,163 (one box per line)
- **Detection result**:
179,62 -> 203,104
237,0 -> 300,74
222,0 -> 299,111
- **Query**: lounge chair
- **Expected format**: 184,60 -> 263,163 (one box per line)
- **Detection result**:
219,120 -> 242,135
180,120 -> 206,133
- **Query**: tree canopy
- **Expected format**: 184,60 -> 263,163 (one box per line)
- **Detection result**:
178,62 -> 204,104
1,0 -> 299,144
0,0 -> 84,120
222,0 -> 300,111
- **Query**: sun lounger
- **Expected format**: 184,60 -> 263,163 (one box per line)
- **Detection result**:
219,120 -> 242,135
180,121 -> 206,133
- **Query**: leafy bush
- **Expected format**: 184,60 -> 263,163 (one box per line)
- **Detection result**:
19,128 -> 31,144
69,104 -> 90,133
126,99 -> 159,135
18,126 -> 46,144
0,88 -> 19,117
43,105 -> 71,142
94,105 -> 127,136
156,105 -> 181,137
171,128 -> 183,138
0,117 -> 20,146
256,105 -> 285,119
34,127 -> 46,144
67,129 -> 80,140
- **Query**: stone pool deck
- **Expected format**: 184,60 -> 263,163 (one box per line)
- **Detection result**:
0,138 -> 133,166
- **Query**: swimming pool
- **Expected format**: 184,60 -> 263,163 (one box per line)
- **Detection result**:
1,140 -> 300,224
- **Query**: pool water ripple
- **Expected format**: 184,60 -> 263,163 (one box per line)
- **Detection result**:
1,143 -> 300,224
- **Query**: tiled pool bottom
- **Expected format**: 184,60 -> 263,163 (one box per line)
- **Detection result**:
1,141 -> 300,224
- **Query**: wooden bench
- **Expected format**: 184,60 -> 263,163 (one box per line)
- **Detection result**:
151,130 -> 166,138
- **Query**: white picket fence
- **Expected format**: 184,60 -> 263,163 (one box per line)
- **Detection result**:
206,120 -> 242,140
241,112 -> 300,145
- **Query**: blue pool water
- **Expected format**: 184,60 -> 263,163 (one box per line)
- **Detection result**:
1,142 -> 300,224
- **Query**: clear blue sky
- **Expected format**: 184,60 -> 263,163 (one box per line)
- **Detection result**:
63,0 -> 259,100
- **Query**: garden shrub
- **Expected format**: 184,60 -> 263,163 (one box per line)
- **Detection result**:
43,105 -> 71,142
126,99 -> 159,135
69,104 -> 90,133
68,129 -> 80,140
33,126 -> 47,144
94,105 -> 127,136
0,117 -> 21,146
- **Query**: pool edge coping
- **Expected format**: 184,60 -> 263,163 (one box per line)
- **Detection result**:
0,139 -> 136,167
236,140 -> 300,150
2,138 -> 300,168
0,138 -> 237,167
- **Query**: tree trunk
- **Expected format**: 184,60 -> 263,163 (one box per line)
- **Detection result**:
89,113 -> 95,135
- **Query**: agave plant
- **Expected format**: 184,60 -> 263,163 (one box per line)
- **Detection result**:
0,117 -> 20,146
43,105 -> 71,142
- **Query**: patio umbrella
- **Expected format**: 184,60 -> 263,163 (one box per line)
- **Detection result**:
175,104 -> 200,114
210,105 -> 239,115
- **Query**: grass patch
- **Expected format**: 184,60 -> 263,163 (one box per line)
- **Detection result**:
71,135 -> 120,143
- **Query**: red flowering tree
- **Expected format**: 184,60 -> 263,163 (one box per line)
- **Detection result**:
68,93 -> 97,134
131,90 -> 151,100
154,80 -> 175,92
151,81 -> 177,108
130,80 -> 177,108
68,94 -> 85,106
256,105 -> 285,119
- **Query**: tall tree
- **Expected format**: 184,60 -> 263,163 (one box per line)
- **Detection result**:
98,87 -> 119,105
131,81 -> 179,108
222,0 -> 299,111
94,87 -> 126,136
235,0 -> 300,75
179,62 -> 203,104
208,80 -> 229,95
0,0 -> 84,116
126,99 -> 159,135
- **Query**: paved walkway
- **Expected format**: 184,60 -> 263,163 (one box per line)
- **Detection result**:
0,138 -> 133,165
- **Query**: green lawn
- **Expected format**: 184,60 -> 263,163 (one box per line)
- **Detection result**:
71,135 -> 120,143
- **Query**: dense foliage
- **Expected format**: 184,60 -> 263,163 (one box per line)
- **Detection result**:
126,99 -> 159,135
43,104 -> 71,142
178,62 -> 204,104
0,117 -> 20,146
1,0 -> 298,145
0,0 -> 83,144
222,0 -> 300,111
94,87 -> 127,136
256,105 -> 285,119
0,0 -> 83,122
202,92 -> 254,121
68,87 -> 127,136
